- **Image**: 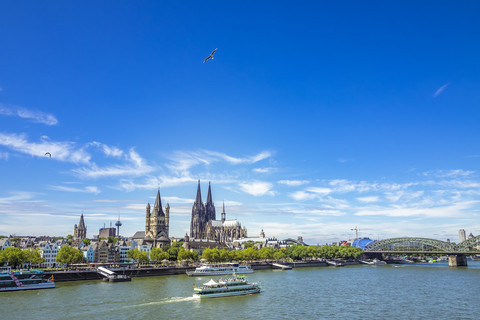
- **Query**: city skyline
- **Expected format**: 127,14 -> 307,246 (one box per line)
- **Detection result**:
1,2 -> 480,244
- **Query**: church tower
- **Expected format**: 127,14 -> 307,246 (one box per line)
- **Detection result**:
74,213 -> 87,239
190,180 -> 206,239
145,189 -> 169,246
205,181 -> 216,221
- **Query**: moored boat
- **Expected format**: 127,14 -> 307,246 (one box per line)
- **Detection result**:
0,267 -> 55,292
193,274 -> 261,299
186,263 -> 254,276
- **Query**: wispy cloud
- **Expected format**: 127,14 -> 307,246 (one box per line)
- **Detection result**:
253,167 -> 275,173
433,83 -> 450,98
239,181 -> 275,196
50,185 -> 101,194
0,133 -> 90,163
166,150 -> 273,175
88,142 -> 124,157
422,169 -> 474,178
0,106 -> 58,125
73,148 -> 154,178
357,196 -> 379,203
0,151 -> 8,160
278,180 -> 309,187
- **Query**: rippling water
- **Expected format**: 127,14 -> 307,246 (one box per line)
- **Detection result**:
3,262 -> 480,319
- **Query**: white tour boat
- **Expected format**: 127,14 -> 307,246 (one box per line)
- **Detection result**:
0,267 -> 55,292
186,263 -> 254,276
193,274 -> 261,299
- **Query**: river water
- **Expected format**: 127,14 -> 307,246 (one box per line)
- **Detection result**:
3,262 -> 480,319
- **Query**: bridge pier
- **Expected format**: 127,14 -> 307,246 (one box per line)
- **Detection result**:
448,254 -> 467,267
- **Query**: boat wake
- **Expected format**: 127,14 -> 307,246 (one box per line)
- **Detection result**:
126,296 -> 196,308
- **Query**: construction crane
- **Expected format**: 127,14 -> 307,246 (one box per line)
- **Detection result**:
351,226 -> 371,240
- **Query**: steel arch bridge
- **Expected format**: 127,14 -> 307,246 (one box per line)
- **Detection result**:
364,236 -> 480,252
364,237 -> 454,252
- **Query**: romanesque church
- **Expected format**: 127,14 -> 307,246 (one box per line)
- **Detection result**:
190,181 -> 247,242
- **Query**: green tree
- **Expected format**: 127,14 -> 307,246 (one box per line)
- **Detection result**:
82,238 -> 91,246
1,247 -> 24,268
259,247 -> 274,261
150,248 -> 169,264
137,251 -> 149,265
273,250 -> 286,261
56,245 -> 84,267
24,248 -> 45,267
167,242 -> 183,261
242,247 -> 258,261
107,236 -> 119,245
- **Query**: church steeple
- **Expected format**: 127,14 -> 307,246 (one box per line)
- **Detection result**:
206,181 -> 213,204
221,201 -> 226,222
205,181 -> 216,221
79,213 -> 86,229
195,180 -> 202,204
154,188 -> 164,216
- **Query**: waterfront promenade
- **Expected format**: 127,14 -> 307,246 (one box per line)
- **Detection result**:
43,261 -> 331,282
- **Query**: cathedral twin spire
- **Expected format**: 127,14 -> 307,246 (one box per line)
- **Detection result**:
191,180 -> 216,238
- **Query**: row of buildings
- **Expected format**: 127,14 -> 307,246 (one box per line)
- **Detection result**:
1,181 -> 306,267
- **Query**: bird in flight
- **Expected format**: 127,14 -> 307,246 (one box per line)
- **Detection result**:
203,48 -> 217,63
45,152 -> 51,158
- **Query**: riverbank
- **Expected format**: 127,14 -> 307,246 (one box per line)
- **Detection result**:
43,260 -> 340,282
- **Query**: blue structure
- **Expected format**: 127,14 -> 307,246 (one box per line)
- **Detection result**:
352,238 -> 376,250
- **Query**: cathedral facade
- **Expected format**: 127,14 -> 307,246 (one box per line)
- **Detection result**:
190,181 -> 247,242
144,189 -> 170,248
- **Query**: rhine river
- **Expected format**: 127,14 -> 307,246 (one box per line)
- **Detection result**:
3,262 -> 480,319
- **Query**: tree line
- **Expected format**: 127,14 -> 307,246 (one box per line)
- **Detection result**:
1,243 -> 364,268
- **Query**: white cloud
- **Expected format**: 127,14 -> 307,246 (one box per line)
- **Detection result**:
239,181 -> 275,196
73,148 -> 154,178
0,151 -> 9,160
204,150 -> 272,164
433,83 -> 450,98
253,167 -> 275,173
50,185 -> 101,194
0,106 -> 58,125
423,169 -> 475,178
355,201 -> 477,218
357,196 -> 379,203
89,142 -> 124,157
166,150 -> 273,175
291,191 -> 317,201
0,133 -> 90,163
0,191 -> 36,203
278,180 -> 309,186
306,187 -> 332,195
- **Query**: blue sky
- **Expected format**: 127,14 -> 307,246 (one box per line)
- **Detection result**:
1,1 -> 479,244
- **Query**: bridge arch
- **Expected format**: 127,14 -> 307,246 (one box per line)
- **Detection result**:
364,237 -> 454,251
455,235 -> 480,251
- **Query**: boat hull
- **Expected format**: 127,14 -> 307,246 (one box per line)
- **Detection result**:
0,282 -> 55,292
193,287 -> 261,299
187,269 -> 254,276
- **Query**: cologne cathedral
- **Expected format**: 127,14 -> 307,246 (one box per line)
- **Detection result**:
190,181 -> 247,242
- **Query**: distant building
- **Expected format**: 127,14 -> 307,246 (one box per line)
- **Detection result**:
99,227 -> 116,239
36,241 -> 60,268
468,233 -> 474,240
74,214 -> 87,239
190,181 -> 247,242
459,229 -> 467,243
0,238 -> 10,250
